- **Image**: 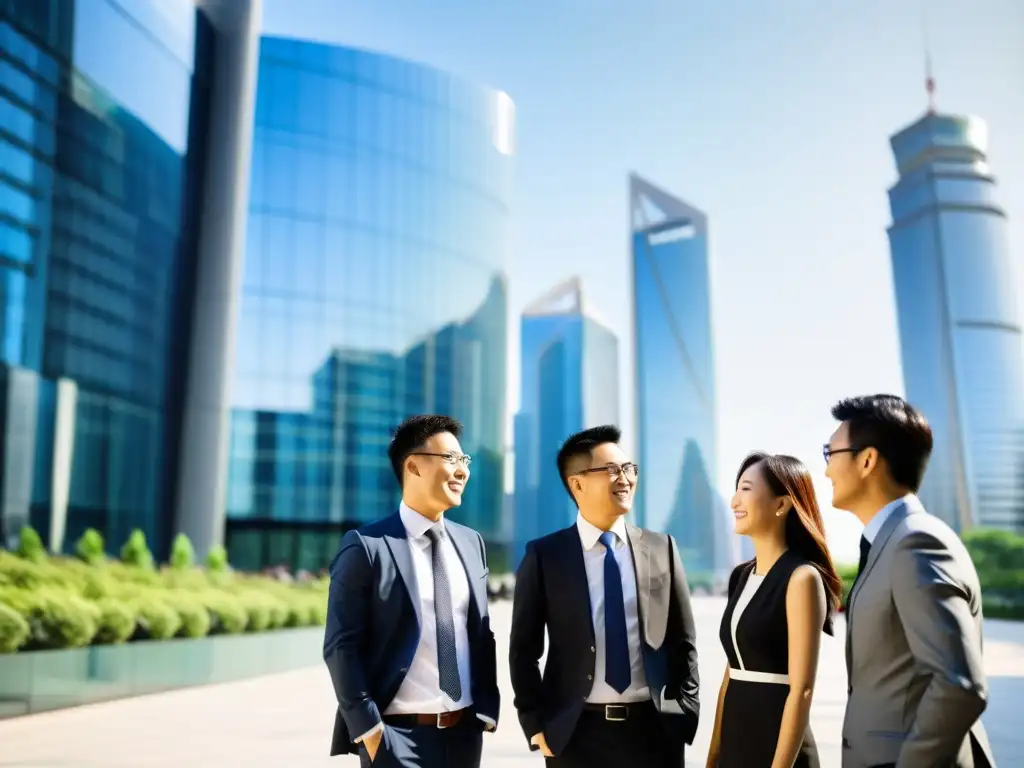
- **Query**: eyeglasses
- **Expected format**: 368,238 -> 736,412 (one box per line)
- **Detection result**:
822,445 -> 862,463
410,451 -> 472,468
576,463 -> 639,481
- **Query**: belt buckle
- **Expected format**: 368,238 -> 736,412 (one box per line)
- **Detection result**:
436,712 -> 451,729
604,704 -> 628,722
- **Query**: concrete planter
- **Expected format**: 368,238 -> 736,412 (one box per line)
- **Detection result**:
0,627 -> 323,719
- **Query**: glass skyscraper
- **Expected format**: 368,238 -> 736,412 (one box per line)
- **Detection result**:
224,38 -> 514,572
512,277 -> 619,568
0,0 -> 253,558
887,109 -> 1024,532
630,173 -> 732,578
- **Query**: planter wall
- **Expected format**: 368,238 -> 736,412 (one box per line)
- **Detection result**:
0,627 -> 323,719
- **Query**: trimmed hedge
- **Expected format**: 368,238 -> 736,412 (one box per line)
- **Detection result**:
0,528 -> 328,654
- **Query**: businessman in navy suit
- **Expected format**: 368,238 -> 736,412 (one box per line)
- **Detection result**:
324,414 -> 499,767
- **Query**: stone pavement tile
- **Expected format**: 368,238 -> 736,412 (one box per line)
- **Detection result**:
0,597 -> 1020,767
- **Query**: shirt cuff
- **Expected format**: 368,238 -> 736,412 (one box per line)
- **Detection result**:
476,714 -> 496,731
659,686 -> 684,714
354,721 -> 384,743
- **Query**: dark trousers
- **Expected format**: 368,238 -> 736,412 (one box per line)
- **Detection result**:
357,715 -> 483,768
547,702 -> 678,768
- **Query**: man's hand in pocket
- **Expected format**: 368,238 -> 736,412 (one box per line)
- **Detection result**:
364,729 -> 384,762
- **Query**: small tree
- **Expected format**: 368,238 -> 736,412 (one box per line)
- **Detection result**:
206,544 -> 229,573
120,529 -> 155,570
75,528 -> 106,566
16,526 -> 47,563
169,533 -> 196,570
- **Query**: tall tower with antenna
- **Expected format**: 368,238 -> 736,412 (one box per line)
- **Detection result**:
884,63 -> 1024,532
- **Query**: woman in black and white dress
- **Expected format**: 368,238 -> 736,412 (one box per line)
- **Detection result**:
705,453 -> 843,768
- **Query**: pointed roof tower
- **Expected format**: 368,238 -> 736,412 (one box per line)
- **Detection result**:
629,173 -> 707,236
522,275 -> 611,330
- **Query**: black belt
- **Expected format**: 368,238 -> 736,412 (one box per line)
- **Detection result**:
382,708 -> 466,729
581,701 -> 650,721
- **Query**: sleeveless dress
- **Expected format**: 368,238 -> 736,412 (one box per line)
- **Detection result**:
717,550 -> 824,768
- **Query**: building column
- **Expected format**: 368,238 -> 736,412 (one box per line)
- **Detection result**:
48,377 -> 78,554
0,366 -> 39,549
173,0 -> 261,558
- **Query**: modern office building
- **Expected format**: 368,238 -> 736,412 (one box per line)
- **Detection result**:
887,103 -> 1024,532
512,277 -> 619,568
0,0 -> 258,558
630,173 -> 732,577
223,38 -> 514,572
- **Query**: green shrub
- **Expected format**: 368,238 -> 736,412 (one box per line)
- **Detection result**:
0,586 -> 99,649
231,590 -> 278,633
0,551 -> 77,590
161,591 -> 211,639
105,559 -> 161,587
169,534 -> 195,571
16,527 -> 47,563
128,593 -> 182,640
196,591 -> 248,635
0,600 -> 30,653
92,598 -> 137,645
161,566 -> 212,591
75,529 -> 106,566
288,593 -> 327,627
0,529 -> 329,653
120,530 -> 155,571
206,545 -> 228,573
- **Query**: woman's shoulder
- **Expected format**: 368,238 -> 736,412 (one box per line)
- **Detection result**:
782,557 -> 834,632
780,553 -> 825,587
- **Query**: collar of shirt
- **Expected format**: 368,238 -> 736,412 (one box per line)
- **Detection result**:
576,512 -> 629,551
399,501 -> 445,541
862,493 -> 918,544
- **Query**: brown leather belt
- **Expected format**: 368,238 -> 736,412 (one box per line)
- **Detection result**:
383,708 -> 467,729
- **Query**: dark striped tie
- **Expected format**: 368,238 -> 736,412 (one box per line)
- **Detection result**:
425,527 -> 461,701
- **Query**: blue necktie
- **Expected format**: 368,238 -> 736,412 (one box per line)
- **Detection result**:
425,527 -> 462,701
599,531 -> 631,693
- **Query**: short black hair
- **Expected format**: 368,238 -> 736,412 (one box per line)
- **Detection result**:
387,414 -> 463,486
831,394 -> 933,491
556,425 -> 622,499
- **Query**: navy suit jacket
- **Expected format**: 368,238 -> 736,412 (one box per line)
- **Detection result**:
323,511 -> 500,756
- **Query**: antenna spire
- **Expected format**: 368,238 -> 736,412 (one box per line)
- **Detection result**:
922,10 -> 936,113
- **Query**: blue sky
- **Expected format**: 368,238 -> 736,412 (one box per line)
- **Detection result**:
261,0 -> 1024,563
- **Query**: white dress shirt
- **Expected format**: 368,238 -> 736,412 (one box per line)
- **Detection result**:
576,513 -> 652,703
357,503 -> 492,743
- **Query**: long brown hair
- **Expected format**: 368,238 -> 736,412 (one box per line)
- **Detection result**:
736,452 -> 842,633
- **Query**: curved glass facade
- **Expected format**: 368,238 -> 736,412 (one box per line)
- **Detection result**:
888,112 -> 1024,532
630,174 -> 732,577
0,0 -> 211,555
225,38 -> 513,572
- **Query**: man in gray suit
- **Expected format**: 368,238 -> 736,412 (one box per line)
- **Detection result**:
825,394 -> 994,768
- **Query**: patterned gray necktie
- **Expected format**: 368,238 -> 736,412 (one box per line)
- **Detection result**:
424,527 -> 461,701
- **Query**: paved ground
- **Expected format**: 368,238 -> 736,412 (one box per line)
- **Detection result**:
0,598 -> 1021,767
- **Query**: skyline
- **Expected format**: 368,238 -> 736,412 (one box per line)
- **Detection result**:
4,0 -> 1022,569
262,0 -> 1024,564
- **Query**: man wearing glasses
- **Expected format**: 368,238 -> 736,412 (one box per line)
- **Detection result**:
324,415 -> 499,768
825,394 -> 993,768
509,425 -> 700,767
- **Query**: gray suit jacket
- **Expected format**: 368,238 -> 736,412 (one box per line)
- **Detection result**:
843,496 -> 995,768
